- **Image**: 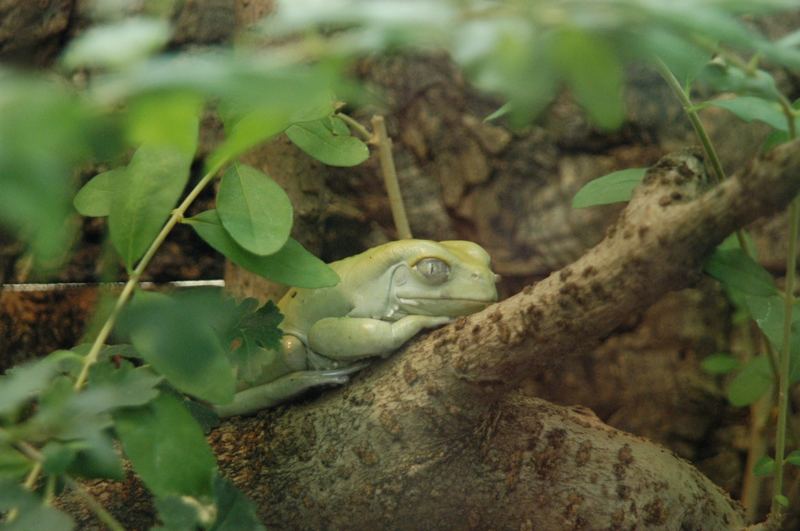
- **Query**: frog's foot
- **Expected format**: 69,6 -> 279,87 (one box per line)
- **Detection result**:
214,363 -> 370,418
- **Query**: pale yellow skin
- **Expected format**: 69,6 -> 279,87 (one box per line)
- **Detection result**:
215,239 -> 498,417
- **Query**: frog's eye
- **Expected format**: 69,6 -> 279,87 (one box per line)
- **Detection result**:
414,257 -> 450,284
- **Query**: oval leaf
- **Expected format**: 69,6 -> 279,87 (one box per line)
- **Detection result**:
62,17 -> 170,69
217,165 -> 293,256
113,393 -> 216,498
727,356 -> 772,407
706,97 -> 794,132
109,144 -> 193,270
286,118 -> 369,167
701,353 -> 740,375
753,455 -> 776,477
704,248 -> 777,297
207,109 -> 290,171
187,210 -> 339,289
74,168 -> 123,217
572,168 -> 647,208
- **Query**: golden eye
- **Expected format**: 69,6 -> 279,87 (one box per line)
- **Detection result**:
414,257 -> 450,284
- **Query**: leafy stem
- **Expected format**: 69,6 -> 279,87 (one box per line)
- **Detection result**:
73,158 -> 228,391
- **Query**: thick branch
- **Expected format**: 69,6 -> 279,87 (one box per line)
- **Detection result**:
63,142 -> 800,529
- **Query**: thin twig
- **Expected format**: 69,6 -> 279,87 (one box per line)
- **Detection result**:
336,112 -> 372,142
370,115 -> 413,239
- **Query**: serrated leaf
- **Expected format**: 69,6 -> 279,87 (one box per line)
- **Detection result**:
286,118 -> 369,167
73,168 -> 122,217
62,17 -> 170,69
572,168 -> 647,208
704,248 -> 777,297
753,455 -> 776,477
0,479 -> 74,531
118,290 -> 236,404
211,475 -> 267,531
705,97 -> 795,132
727,356 -> 772,407
109,143 -> 193,270
114,393 -> 216,498
187,209 -> 339,288
217,165 -> 293,256
225,300 -> 284,385
553,29 -> 624,130
701,353 -> 739,375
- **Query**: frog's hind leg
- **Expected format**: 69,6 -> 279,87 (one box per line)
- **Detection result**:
214,363 -> 369,418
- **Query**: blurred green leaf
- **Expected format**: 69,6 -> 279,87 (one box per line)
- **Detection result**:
41,441 -> 77,475
727,356 -> 771,407
705,96 -> 796,132
62,17 -> 170,69
700,61 -> 781,101
126,91 -> 202,153
0,445 -> 31,481
114,393 -> 216,498
775,494 -> 790,508
66,431 -> 124,480
109,143 -> 193,270
207,109 -> 290,171
73,168 -> 123,217
704,248 -> 777,297
553,28 -> 624,130
119,290 -> 236,404
742,294 -> 800,384
0,479 -> 74,531
0,358 -> 59,417
211,475 -> 267,531
640,30 -> 709,85
701,353 -> 739,375
484,103 -> 511,122
785,450 -> 800,467
217,165 -> 293,256
187,210 -> 340,288
286,118 -> 370,167
753,455 -> 776,477
153,496 -> 207,530
572,168 -> 646,208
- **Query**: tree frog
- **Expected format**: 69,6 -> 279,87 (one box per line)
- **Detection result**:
215,239 -> 499,417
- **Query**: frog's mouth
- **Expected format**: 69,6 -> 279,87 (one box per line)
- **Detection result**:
396,296 -> 495,316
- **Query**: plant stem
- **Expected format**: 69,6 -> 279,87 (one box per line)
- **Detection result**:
370,115 -> 413,239
654,58 -> 753,255
336,112 -> 372,142
772,196 -> 800,515
73,160 -> 227,390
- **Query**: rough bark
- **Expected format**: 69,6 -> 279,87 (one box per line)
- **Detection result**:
60,139 -> 800,530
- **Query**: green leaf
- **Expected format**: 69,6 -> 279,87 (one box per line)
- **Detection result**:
753,455 -> 776,477
775,494 -> 790,508
206,109 -> 291,171
73,169 -> 122,217
119,290 -> 236,404
701,353 -> 739,375
553,29 -> 624,130
704,248 -> 777,297
62,17 -> 170,69
727,356 -> 772,407
0,358 -> 59,417
114,393 -> 216,498
109,143 -> 193,270
0,445 -> 32,481
572,168 -> 647,208
126,91 -> 201,154
211,475 -> 267,531
700,61 -> 782,102
66,431 -> 124,480
224,300 -> 284,385
484,102 -> 511,123
286,118 -> 370,167
705,97 -> 795,132
785,450 -> 800,467
41,441 -> 77,475
217,165 -> 293,256
187,210 -> 339,288
153,496 -> 207,530
0,479 -> 74,531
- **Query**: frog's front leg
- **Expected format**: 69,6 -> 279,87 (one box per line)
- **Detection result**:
214,364 -> 367,418
308,315 -> 451,361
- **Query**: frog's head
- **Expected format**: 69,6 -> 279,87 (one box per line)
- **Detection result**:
385,240 -> 499,317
